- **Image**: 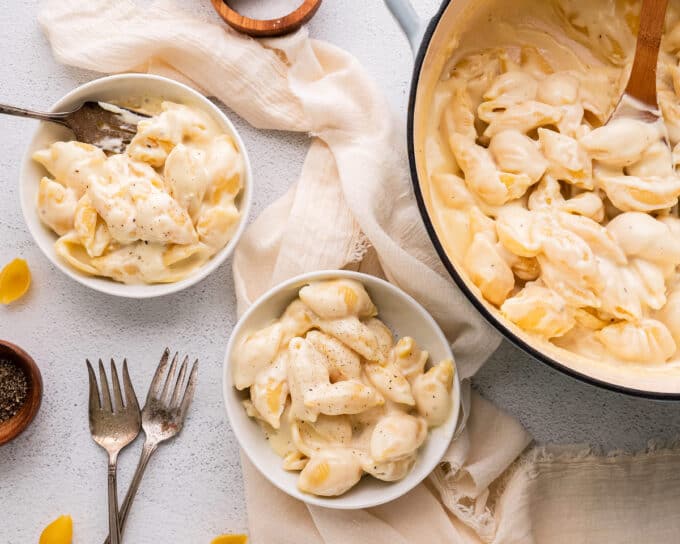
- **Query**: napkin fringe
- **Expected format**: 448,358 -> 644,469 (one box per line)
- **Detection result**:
428,438 -> 680,543
522,438 -> 680,475
430,462 -> 497,543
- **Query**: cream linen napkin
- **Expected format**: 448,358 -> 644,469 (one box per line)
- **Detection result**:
38,1 -> 680,542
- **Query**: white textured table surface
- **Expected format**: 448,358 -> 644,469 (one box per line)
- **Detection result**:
3,1 -> 680,543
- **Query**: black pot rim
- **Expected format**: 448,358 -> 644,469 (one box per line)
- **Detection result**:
406,0 -> 680,401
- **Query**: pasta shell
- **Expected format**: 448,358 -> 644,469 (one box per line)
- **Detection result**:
538,128 -> 593,189
463,233 -> 515,306
298,449 -> 363,496
359,452 -> 416,482
364,318 -> 394,361
196,203 -> 240,250
489,129 -> 547,183
607,212 -> 680,266
54,232 -> 99,276
316,316 -> 381,362
282,450 -> 309,471
557,212 -> 626,264
390,337 -> 428,382
594,167 -> 680,212
232,323 -> 284,390
280,300 -> 316,344
443,86 -> 477,140
496,206 -> 541,257
501,283 -> 575,338
450,140 -> 510,205
205,134 -> 243,202
580,118 -> 660,166
287,337 -> 331,422
412,359 -> 455,427
32,141 -> 105,197
163,143 -> 209,217
74,194 -> 111,258
88,155 -> 198,245
483,101 -> 562,140
539,257 -> 600,308
0,258 -> 31,304
478,71 -> 538,123
537,72 -> 580,106
292,414 -> 352,458
596,319 -> 676,363
364,360 -> 415,406
37,177 -> 77,236
305,330 -> 361,382
304,380 -> 384,416
626,140 -> 674,178
127,101 -> 213,166
299,279 -> 377,320
370,414 -> 427,462
250,353 -> 289,429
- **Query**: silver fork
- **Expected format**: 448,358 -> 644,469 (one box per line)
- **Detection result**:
87,359 -> 141,544
103,348 -> 198,544
0,101 -> 149,153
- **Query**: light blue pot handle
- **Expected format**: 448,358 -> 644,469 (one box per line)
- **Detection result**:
383,0 -> 425,53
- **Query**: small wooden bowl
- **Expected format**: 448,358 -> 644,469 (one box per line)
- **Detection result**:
0,340 -> 42,446
211,0 -> 322,37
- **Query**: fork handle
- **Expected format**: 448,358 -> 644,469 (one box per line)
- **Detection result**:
103,441 -> 158,544
0,103 -> 70,125
108,456 -> 122,544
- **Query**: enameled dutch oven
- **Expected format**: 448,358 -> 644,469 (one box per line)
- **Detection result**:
384,0 -> 680,399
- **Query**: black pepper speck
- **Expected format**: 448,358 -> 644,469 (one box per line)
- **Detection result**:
0,358 -> 28,422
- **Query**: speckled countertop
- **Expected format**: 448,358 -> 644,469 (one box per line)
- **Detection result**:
2,1 -> 680,542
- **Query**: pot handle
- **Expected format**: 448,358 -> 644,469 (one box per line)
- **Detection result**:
383,0 -> 424,53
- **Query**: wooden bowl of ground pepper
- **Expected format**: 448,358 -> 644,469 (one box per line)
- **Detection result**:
0,340 -> 42,445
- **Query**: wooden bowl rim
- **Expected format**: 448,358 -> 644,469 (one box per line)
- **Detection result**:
210,0 -> 322,37
0,340 -> 43,446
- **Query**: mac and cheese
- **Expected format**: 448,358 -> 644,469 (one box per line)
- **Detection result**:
233,279 -> 455,497
33,101 -> 243,284
425,0 -> 680,365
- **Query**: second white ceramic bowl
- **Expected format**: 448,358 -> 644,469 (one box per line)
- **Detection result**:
20,73 -> 253,298
223,270 -> 461,509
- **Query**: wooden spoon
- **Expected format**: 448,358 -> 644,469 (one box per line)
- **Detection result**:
609,0 -> 669,123
211,0 -> 322,37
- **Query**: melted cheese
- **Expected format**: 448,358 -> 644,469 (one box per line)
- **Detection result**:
424,0 -> 680,366
234,279 -> 456,497
33,100 -> 243,284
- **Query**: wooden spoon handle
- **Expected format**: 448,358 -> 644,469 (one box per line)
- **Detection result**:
211,0 -> 322,37
625,0 -> 669,107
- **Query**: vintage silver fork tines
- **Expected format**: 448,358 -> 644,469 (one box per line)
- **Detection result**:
103,348 -> 198,544
87,358 -> 141,544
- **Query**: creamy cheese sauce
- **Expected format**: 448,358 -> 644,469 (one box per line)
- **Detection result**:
33,100 -> 243,284
424,0 -> 680,366
233,279 -> 455,497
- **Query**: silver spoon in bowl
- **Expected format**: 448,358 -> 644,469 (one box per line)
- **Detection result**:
0,100 -> 149,153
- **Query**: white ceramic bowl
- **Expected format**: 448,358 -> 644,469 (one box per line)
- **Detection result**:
223,270 -> 461,509
20,73 -> 253,298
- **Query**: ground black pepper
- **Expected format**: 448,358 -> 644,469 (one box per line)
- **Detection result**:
0,357 -> 28,422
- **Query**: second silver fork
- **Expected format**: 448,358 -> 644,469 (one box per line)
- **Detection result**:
103,348 -> 198,544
